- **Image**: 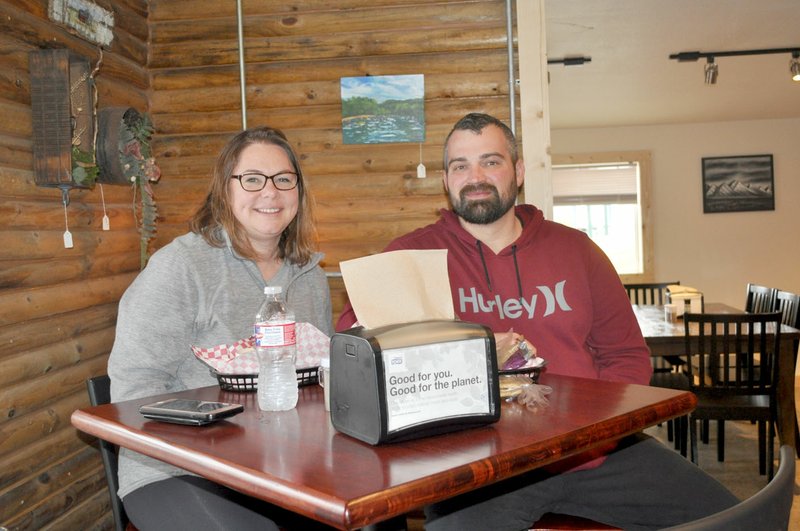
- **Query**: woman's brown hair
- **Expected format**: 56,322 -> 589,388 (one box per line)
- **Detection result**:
189,126 -> 317,265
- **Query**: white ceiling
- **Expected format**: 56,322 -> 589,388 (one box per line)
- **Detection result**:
544,0 -> 800,129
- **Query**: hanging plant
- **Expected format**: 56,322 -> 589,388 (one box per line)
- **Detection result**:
97,107 -> 161,269
71,145 -> 100,187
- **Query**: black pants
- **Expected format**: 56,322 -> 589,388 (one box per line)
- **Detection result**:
124,475 -> 335,531
425,434 -> 740,531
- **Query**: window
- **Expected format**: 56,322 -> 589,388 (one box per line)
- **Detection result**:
551,152 -> 653,282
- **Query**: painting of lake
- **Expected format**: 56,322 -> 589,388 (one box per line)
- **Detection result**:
340,74 -> 425,144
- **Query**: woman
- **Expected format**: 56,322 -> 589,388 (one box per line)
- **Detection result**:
108,126 -> 333,530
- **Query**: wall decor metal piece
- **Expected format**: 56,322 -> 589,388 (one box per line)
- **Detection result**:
701,154 -> 775,213
29,48 -> 96,201
340,74 -> 425,144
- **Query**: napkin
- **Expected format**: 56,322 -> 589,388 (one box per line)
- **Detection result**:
667,284 -> 701,295
192,322 -> 330,374
339,249 -> 454,329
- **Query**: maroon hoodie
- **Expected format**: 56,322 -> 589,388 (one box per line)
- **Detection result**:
337,204 -> 651,385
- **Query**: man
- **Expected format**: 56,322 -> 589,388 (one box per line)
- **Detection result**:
337,113 -> 738,530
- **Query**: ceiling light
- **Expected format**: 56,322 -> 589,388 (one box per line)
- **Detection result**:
669,47 -> 800,84
548,56 -> 592,66
704,58 -> 718,85
791,52 -> 800,82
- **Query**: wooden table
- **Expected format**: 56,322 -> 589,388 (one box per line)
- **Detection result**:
634,302 -> 800,453
71,374 -> 695,530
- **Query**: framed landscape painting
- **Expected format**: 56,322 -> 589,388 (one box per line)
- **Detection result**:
340,74 -> 425,144
701,154 -> 774,213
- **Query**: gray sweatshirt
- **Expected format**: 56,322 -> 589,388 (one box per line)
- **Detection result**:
108,230 -> 332,499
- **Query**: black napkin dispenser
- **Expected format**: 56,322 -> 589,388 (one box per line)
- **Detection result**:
329,319 -> 501,445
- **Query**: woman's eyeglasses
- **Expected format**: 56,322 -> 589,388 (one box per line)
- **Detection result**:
231,171 -> 299,192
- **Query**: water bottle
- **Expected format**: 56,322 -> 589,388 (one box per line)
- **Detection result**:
254,286 -> 298,411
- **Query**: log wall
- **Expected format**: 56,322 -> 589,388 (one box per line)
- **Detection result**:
1,0 -> 517,528
0,0 -> 149,529
148,0 -> 520,321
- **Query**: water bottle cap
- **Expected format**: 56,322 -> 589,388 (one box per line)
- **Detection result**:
264,286 -> 282,295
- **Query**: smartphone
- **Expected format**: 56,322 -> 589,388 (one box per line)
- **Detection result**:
139,398 -> 244,426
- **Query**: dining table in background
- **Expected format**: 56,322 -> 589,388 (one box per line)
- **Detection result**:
633,302 -> 800,454
72,373 -> 696,530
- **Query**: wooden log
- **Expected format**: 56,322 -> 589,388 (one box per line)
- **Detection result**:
0,303 -> 119,358
0,199 -> 137,231
41,488 -> 113,531
150,70 -> 509,114
317,204 -> 447,229
0,229 -> 141,261
150,25 -> 508,68
0,2 -> 148,89
318,241 -> 401,268
151,1 -> 504,42
152,95 -> 510,135
149,0 -> 488,21
6,0 -> 147,40
151,48 -> 510,90
0,253 -> 140,290
0,445 -> 102,523
0,353 -> 109,423
0,133 -> 32,170
2,463 -> 108,530
0,165 -> 136,203
0,327 -> 115,388
0,97 -> 31,137
0,390 -> 87,457
0,33 -> 35,104
0,272 -> 135,325
0,425 -> 92,490
151,123 -> 454,160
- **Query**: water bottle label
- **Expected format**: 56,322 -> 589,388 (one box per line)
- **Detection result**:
254,322 -> 296,347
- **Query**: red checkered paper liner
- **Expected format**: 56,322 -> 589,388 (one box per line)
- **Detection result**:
192,322 -> 330,374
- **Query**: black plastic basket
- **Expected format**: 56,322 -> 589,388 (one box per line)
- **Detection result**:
212,367 -> 318,392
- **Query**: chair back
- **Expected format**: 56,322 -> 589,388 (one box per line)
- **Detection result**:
683,312 -> 782,395
86,375 -> 130,531
774,290 -> 800,328
624,281 -> 680,305
745,283 -> 777,313
661,444 -> 795,531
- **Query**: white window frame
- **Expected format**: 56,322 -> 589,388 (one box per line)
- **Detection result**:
550,151 -> 653,283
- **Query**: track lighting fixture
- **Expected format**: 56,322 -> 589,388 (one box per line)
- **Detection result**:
704,57 -> 718,85
791,52 -> 800,82
669,47 -> 800,84
548,56 -> 591,66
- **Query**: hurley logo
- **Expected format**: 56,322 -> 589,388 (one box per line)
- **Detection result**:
457,281 -> 572,319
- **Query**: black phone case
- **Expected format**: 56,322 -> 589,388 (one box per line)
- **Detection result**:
139,399 -> 243,426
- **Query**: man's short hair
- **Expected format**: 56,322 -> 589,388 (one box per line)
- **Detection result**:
443,113 -> 519,170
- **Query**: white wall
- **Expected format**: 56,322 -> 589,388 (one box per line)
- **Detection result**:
551,118 -> 800,308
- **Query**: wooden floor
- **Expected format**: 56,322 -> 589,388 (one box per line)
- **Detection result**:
644,378 -> 800,530
410,379 -> 800,530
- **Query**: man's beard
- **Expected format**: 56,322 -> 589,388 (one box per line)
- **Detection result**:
450,182 -> 517,224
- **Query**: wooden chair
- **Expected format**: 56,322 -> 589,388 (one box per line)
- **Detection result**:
774,289 -> 800,457
702,284 -> 777,449
661,445 -> 795,531
528,513 -> 620,530
683,312 -> 783,479
625,281 -> 688,452
623,281 -> 680,305
744,283 -> 777,313
774,289 -> 800,329
86,375 -> 136,531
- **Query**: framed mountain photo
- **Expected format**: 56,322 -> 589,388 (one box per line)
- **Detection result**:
701,154 -> 774,213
